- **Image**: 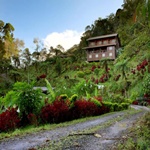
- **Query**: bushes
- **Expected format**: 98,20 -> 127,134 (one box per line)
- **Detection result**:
18,89 -> 43,117
16,88 -> 43,126
90,98 -> 102,107
77,71 -> 85,78
103,101 -> 129,112
40,98 -> 100,123
0,81 -> 44,126
0,108 -> 20,132
84,69 -> 91,75
117,112 -> 150,150
121,103 -> 130,109
72,100 -> 99,118
0,96 -> 130,131
41,99 -> 70,123
0,81 -> 130,132
40,98 -> 105,122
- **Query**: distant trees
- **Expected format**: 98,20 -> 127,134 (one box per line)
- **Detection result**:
0,20 -> 15,59
22,48 -> 32,68
0,0 -> 150,98
49,45 -> 63,57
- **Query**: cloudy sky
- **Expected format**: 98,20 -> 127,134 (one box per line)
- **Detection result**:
0,0 -> 123,52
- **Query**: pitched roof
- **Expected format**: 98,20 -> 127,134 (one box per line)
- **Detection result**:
87,33 -> 118,41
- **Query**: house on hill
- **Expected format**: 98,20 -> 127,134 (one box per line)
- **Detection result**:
83,33 -> 121,62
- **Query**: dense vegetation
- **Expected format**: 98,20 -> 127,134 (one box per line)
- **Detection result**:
117,112 -> 150,150
0,0 -> 150,132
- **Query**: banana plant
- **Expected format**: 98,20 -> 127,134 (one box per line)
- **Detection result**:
45,79 -> 56,103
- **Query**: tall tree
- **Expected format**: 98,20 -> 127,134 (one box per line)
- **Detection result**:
11,38 -> 24,68
55,57 -> 62,76
56,44 -> 65,53
91,18 -> 115,37
0,20 -> 16,59
22,48 -> 32,68
50,46 -> 62,56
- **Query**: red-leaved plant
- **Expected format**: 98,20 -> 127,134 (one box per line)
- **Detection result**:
72,100 -> 98,118
40,99 -> 70,123
0,108 -> 20,132
27,113 -> 38,126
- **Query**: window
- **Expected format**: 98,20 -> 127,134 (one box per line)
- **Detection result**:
89,55 -> 92,58
109,53 -> 112,56
111,39 -> 116,43
95,54 -> 98,58
108,46 -> 113,50
90,42 -> 95,46
103,40 -> 108,44
102,53 -> 105,57
98,41 -> 102,45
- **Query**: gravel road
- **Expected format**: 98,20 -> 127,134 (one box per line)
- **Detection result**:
0,105 -> 149,150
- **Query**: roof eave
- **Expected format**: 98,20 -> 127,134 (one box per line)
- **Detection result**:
87,33 -> 118,41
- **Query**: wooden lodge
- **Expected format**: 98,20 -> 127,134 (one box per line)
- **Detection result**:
83,33 -> 121,62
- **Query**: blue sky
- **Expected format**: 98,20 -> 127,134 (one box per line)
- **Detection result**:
0,0 -> 123,52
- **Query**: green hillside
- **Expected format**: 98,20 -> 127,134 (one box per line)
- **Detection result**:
0,0 -> 150,101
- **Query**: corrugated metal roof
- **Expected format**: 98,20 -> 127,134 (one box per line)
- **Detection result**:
33,87 -> 48,91
87,33 -> 118,41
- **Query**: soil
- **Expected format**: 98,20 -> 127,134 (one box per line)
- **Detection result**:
0,105 -> 149,150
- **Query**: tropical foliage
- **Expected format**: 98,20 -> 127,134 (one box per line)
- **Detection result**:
0,0 -> 150,132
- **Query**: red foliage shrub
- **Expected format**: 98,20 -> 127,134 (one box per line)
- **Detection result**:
137,65 -> 141,71
146,100 -> 150,105
40,74 -> 46,78
0,108 -> 20,132
98,103 -> 110,114
142,60 -> 148,66
37,74 -> 47,81
114,74 -> 121,81
95,79 -> 99,84
72,100 -> 99,118
40,100 -> 70,123
27,113 -> 38,126
40,96 -> 113,124
40,104 -> 53,123
144,94 -> 150,105
94,96 -> 102,102
106,68 -> 110,73
132,101 -> 138,105
73,65 -> 80,71
100,74 -> 108,83
136,60 -> 148,72
91,65 -> 96,71
144,94 -> 150,98
131,69 -> 136,74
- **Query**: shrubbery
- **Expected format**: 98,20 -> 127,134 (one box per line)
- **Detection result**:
77,71 -> 85,78
0,96 -> 130,132
0,108 -> 20,132
72,100 -> 99,118
0,80 -> 131,132
41,99 -> 70,123
103,101 -> 129,112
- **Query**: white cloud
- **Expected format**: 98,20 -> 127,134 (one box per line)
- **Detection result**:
43,30 -> 83,51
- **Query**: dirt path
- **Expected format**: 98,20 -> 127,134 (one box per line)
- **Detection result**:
0,105 -> 149,150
